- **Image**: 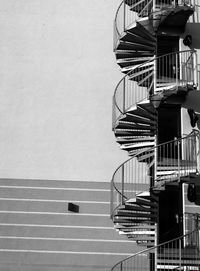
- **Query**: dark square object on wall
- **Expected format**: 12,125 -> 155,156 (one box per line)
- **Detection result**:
68,203 -> 79,213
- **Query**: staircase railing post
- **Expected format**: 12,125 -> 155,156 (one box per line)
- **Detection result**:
110,178 -> 113,219
123,0 -> 126,32
112,96 -> 115,131
122,164 -> 125,205
120,261 -> 123,271
176,52 -> 178,86
194,133 -> 198,173
178,138 -> 181,181
154,135 -> 157,184
154,58 -> 157,94
154,223 -> 158,271
193,50 -> 198,87
179,238 -> 182,270
123,78 -> 126,113
196,132 -> 200,174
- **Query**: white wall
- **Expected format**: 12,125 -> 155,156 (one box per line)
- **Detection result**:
0,0 -> 127,181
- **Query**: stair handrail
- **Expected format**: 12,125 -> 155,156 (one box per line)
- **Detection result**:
113,49 -> 197,130
111,213 -> 200,271
111,130 -> 200,218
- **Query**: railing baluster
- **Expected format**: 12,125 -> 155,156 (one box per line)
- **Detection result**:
122,164 -> 125,204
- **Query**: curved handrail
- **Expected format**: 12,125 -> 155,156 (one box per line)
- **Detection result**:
111,130 -> 200,217
112,49 -> 197,129
111,213 -> 200,271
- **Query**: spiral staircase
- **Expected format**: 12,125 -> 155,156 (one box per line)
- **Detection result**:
111,0 -> 200,270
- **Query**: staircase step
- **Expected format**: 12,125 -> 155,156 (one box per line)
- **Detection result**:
123,203 -> 152,212
117,209 -> 151,216
126,113 -> 156,125
120,31 -> 155,47
114,213 -> 157,220
114,129 -> 155,137
115,50 -> 154,59
115,224 -> 156,230
115,50 -> 137,60
120,142 -> 155,153
117,136 -> 155,144
126,21 -> 156,42
114,218 -> 153,224
114,221 -> 152,227
120,111 -> 157,125
117,41 -> 154,52
116,121 -> 153,130
117,56 -> 153,68
138,101 -> 157,114
119,230 -> 155,235
136,198 -> 158,208
133,106 -> 157,121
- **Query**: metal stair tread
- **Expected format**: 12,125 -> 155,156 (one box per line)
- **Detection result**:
119,33 -> 155,48
117,40 -> 155,52
128,65 -> 154,78
126,112 -> 157,125
127,19 -> 155,40
119,230 -> 155,235
120,141 -> 155,149
117,120 -> 153,129
117,56 -> 153,64
117,136 -> 155,143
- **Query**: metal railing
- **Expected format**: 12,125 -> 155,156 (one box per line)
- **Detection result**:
155,129 -> 199,182
111,130 -> 200,218
111,213 -> 200,271
112,59 -> 153,129
112,50 -> 197,130
155,50 -> 197,93
114,0 -> 194,50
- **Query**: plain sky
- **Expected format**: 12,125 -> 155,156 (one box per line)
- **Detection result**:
0,0 -> 127,181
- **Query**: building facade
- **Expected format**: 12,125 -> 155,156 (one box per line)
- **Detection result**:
111,0 -> 200,270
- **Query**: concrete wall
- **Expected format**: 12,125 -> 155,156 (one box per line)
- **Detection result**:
0,178 -> 136,271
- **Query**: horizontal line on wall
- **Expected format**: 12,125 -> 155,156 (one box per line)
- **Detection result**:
0,185 -> 109,192
0,236 -> 130,243
0,178 -> 110,183
0,198 -> 109,204
0,210 -> 110,217
0,249 -> 133,256
0,223 -> 114,230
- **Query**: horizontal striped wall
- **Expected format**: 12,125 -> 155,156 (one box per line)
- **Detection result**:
0,179 -> 136,271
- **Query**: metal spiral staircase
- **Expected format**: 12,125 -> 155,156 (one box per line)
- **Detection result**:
111,0 -> 200,269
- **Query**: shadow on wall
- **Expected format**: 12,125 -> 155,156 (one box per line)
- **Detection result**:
184,23 -> 200,49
